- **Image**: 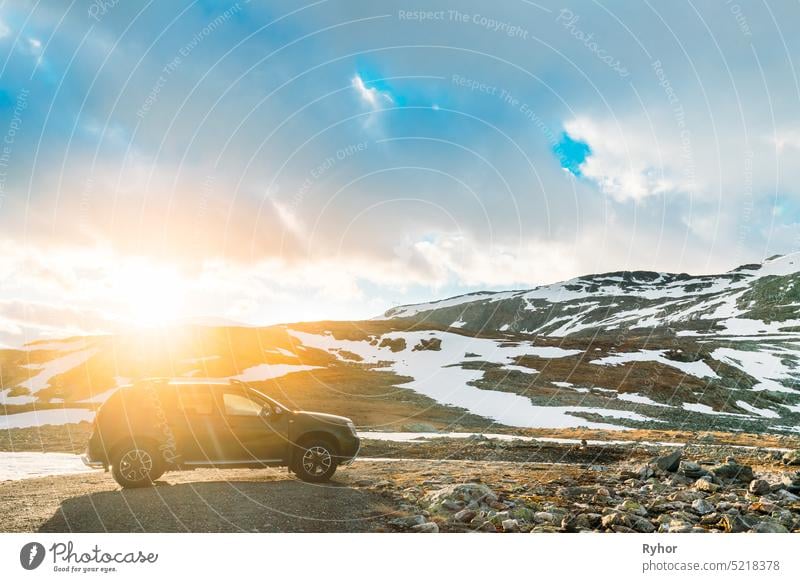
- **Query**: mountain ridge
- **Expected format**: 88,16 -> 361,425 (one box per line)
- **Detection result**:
378,253 -> 800,338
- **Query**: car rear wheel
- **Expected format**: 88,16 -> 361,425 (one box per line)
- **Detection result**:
293,439 -> 338,483
111,442 -> 165,488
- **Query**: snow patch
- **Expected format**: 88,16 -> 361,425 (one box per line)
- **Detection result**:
0,452 -> 99,481
231,364 -> 322,382
591,350 -> 719,379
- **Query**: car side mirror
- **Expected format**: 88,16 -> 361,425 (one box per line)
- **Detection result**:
273,406 -> 284,416
259,405 -> 272,420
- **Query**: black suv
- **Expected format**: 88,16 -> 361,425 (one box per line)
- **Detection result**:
82,379 -> 360,488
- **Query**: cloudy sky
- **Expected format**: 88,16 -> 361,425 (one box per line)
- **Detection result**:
1,0 -> 799,346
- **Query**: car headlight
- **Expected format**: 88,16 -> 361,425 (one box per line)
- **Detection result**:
346,421 -> 358,437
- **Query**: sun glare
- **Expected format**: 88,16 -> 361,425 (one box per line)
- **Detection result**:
111,260 -> 186,327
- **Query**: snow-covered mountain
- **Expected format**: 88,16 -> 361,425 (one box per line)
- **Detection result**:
380,254 -> 800,338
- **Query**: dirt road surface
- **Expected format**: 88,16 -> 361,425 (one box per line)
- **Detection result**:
0,465 -> 397,533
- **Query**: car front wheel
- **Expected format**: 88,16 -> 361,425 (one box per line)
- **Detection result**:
293,440 -> 338,483
111,442 -> 164,488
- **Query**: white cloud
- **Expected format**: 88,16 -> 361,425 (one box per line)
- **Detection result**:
351,74 -> 393,109
0,19 -> 10,39
565,116 -> 698,203
773,130 -> 800,154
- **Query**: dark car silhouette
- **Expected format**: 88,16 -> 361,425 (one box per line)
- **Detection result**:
82,378 -> 360,488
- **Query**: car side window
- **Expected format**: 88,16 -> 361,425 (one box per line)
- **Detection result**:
222,392 -> 263,417
177,387 -> 215,415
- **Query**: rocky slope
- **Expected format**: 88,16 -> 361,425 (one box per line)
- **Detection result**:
380,253 -> 800,338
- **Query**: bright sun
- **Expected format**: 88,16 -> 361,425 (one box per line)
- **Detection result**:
111,260 -> 186,327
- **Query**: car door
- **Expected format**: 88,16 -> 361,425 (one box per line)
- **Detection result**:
171,384 -> 227,463
217,388 -> 289,463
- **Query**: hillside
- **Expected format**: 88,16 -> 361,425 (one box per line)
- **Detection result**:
380,254 -> 800,338
1,255 -> 799,435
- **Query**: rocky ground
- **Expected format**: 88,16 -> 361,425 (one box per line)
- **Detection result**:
366,437 -> 800,533
2,432 -> 800,533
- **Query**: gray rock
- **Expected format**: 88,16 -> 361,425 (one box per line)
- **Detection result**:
423,483 -> 498,513
750,521 -> 789,533
453,509 -> 477,523
441,500 -> 465,511
691,498 -> 715,515
630,515 -> 656,533
748,479 -> 771,496
699,512 -> 720,525
489,511 -> 510,525
502,518 -> 520,532
711,460 -> 754,483
776,489 -> 800,502
638,465 -> 655,480
781,450 -> 800,466
601,512 -> 627,529
411,522 -> 439,533
615,500 -> 648,516
719,513 -> 752,533
565,513 -> 601,531
680,461 -> 708,479
661,519 -> 693,533
390,514 -> 427,528
401,422 -> 438,432
654,449 -> 682,473
694,477 -> 720,493
780,472 -> 800,493
601,511 -> 654,532
533,511 -> 558,524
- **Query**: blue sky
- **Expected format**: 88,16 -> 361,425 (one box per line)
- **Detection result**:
1,0 -> 799,345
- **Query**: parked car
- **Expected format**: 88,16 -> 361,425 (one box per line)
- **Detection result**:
82,378 -> 360,488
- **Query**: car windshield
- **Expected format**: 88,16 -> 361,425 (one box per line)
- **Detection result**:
246,386 -> 292,412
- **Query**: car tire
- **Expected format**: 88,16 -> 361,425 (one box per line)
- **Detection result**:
111,441 -> 165,488
293,438 -> 338,483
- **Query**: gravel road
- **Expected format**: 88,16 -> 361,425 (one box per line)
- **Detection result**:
0,466 -> 396,533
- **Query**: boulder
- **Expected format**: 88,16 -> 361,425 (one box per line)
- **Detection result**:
780,472 -> 800,493
750,521 -> 789,533
411,522 -> 439,533
615,500 -> 648,516
680,461 -> 708,479
533,511 -> 558,525
661,519 -> 693,533
630,515 -> 656,533
390,515 -> 427,528
711,460 -> 754,483
749,501 -> 777,514
637,465 -> 655,480
573,513 -> 602,530
694,477 -> 720,493
691,498 -> 715,515
781,450 -> 800,466
453,509 -> 477,523
776,489 -> 800,502
654,449 -> 682,473
719,514 -> 752,533
423,483 -> 497,514
748,479 -> 771,496
502,519 -> 520,532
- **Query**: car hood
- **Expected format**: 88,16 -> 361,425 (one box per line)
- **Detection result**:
293,411 -> 352,426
